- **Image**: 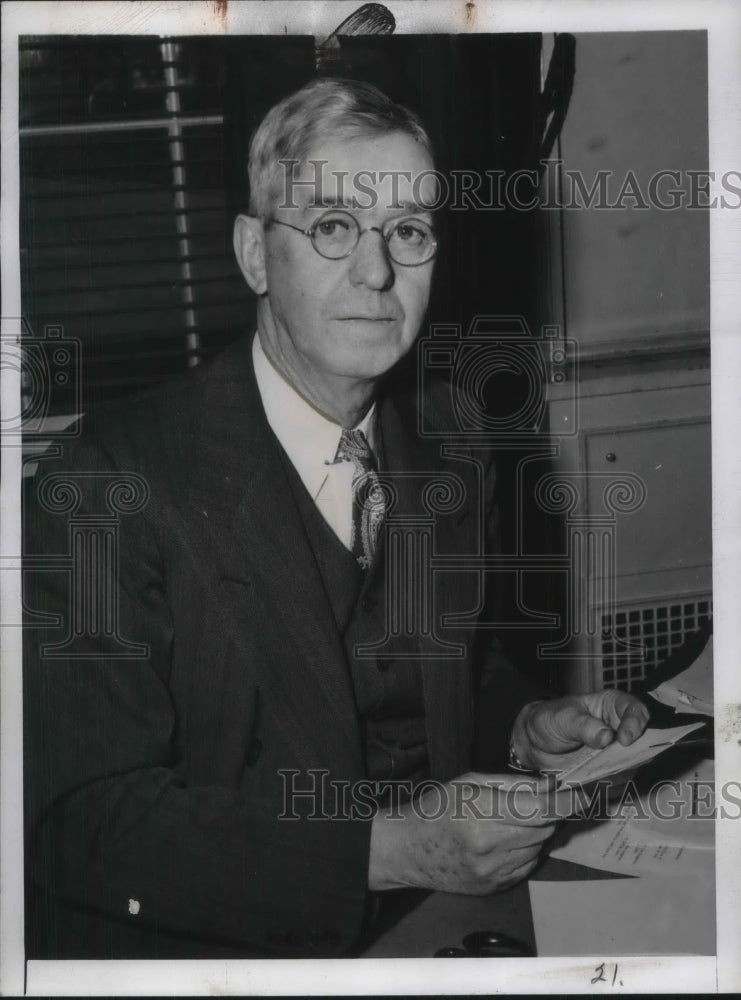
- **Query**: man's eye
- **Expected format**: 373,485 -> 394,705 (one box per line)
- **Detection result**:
316,217 -> 351,236
394,222 -> 426,244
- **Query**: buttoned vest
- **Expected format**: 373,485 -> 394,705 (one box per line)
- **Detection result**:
279,452 -> 429,789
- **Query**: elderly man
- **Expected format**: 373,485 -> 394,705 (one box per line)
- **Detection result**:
24,78 -> 649,959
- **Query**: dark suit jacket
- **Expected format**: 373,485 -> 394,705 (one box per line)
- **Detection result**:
23,335 -> 542,959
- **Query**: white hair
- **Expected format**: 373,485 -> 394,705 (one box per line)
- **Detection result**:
247,77 -> 433,217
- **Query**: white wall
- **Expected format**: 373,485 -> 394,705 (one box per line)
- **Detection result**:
559,31 -> 709,351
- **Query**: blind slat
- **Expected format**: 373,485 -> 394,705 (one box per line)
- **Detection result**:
20,38 -> 240,410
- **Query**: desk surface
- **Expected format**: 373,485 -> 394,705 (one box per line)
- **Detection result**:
364,743 -> 715,959
363,708 -> 715,958
363,858 -> 623,959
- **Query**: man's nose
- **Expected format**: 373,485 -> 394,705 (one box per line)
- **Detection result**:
348,227 -> 395,291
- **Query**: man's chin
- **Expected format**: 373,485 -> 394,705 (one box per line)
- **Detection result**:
333,350 -> 409,383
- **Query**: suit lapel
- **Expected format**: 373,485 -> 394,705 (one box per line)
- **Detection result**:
180,343 -> 475,781
185,339 -> 363,773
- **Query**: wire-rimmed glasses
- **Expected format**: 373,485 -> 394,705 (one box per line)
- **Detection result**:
270,209 -> 437,267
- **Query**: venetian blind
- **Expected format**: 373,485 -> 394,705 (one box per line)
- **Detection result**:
19,36 -> 253,418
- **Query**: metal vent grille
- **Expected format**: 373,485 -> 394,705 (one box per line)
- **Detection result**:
600,596 -> 712,691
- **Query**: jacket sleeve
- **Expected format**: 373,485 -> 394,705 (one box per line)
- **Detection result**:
23,437 -> 371,958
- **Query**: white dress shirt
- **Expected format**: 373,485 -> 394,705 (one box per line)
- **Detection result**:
252,334 -> 378,552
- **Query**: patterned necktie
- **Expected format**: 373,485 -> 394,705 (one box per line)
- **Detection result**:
334,428 -> 385,569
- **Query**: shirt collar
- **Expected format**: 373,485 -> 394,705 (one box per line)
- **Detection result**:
252,334 -> 377,500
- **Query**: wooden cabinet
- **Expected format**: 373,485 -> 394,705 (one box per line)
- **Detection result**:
540,31 -> 711,692
547,360 -> 711,693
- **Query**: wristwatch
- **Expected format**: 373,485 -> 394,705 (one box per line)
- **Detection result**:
507,699 -> 548,773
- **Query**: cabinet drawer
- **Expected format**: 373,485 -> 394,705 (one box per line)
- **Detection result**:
585,419 -> 711,579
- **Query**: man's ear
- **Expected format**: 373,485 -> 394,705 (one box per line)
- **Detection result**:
233,214 -> 268,295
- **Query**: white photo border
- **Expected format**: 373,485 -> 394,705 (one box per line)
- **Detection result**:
2,1 -> 739,994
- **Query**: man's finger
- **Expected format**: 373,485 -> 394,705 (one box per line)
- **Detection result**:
480,836 -> 557,875
453,773 -> 565,826
552,704 -> 615,750
495,856 -> 542,891
589,689 -> 649,734
614,696 -> 650,745
494,819 -> 560,844
459,771 -> 553,794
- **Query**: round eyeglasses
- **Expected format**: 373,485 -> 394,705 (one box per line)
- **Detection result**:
270,209 -> 438,267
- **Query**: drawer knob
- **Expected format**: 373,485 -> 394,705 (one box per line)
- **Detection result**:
605,452 -> 617,463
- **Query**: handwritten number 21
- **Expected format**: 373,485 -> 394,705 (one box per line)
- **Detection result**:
591,962 -> 623,986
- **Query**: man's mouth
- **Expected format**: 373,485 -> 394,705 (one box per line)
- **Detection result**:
335,316 -> 398,322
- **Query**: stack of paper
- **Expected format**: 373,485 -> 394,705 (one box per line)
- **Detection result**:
548,756 -> 714,878
535,721 -> 705,788
534,755 -> 715,955
649,634 -> 713,716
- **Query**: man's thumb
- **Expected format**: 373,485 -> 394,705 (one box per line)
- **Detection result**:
557,706 -> 615,750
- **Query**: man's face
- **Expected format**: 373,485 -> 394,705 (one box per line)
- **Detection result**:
259,132 -> 437,389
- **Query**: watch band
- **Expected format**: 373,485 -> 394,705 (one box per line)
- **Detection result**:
507,739 -> 537,773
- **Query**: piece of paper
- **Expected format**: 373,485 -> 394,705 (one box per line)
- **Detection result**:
26,412 -> 82,433
548,754 -> 715,877
537,722 -> 706,788
549,756 -> 715,876
529,874 -> 716,956
649,635 -> 714,717
549,814 -> 714,879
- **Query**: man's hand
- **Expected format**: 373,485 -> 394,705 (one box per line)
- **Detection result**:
511,690 -> 650,772
368,772 -> 562,895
